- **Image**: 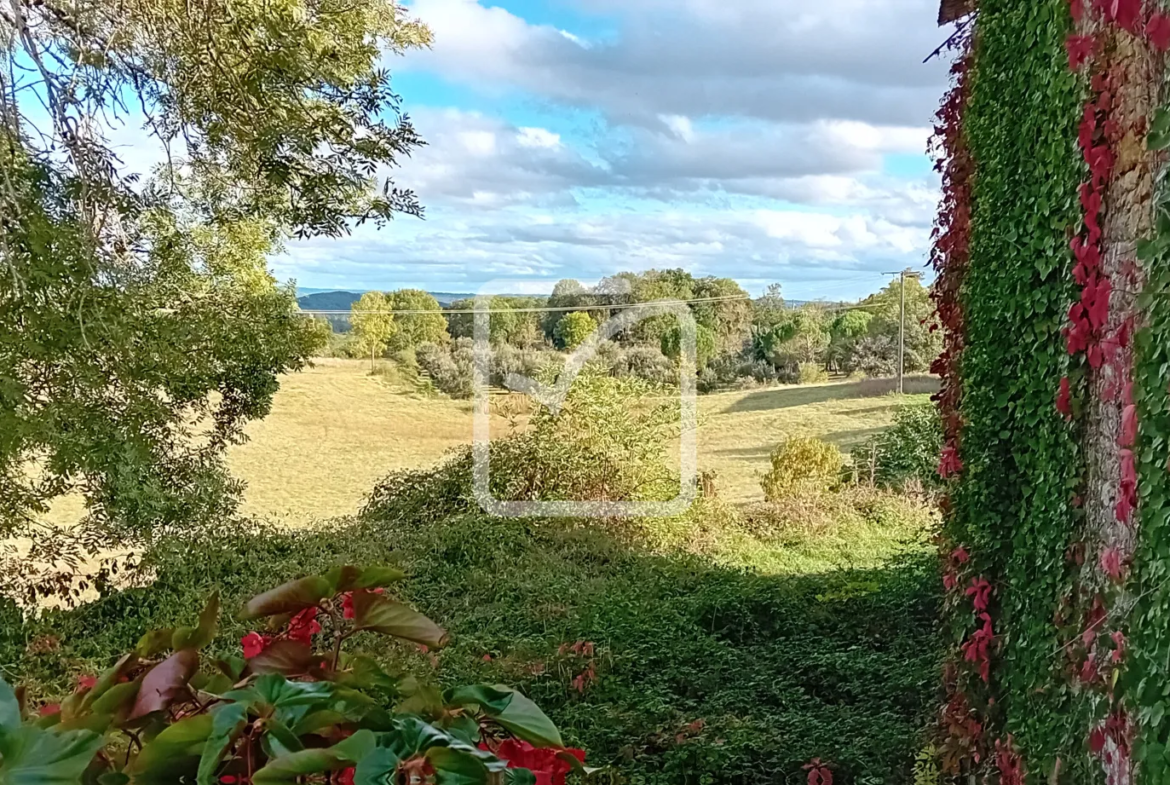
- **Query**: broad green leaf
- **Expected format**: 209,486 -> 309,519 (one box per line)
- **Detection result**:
446,686 -> 562,748
128,649 -> 199,720
260,718 -> 304,759
196,703 -> 248,785
134,629 -> 174,659
505,769 -> 538,785
90,681 -> 140,719
334,655 -> 401,694
0,725 -> 104,785
0,676 -> 20,739
128,714 -> 213,783
173,593 -> 220,651
80,654 -> 138,712
426,747 -> 490,785
241,576 -> 333,620
352,748 -> 400,785
351,591 -> 449,649
252,729 -> 376,783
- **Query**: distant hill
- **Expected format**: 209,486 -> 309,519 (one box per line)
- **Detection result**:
296,290 -> 483,310
297,291 -> 362,311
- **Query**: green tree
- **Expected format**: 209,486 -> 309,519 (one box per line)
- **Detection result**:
0,0 -> 430,542
543,279 -> 594,341
661,324 -> 717,369
555,311 -> 597,350
755,305 -> 829,370
692,277 -> 752,355
827,309 -> 874,372
856,276 -> 940,374
351,292 -> 399,367
386,289 -> 448,350
752,283 -> 788,332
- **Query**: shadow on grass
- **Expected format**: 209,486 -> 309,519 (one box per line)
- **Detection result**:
11,507 -> 942,785
722,375 -> 940,415
823,426 -> 889,451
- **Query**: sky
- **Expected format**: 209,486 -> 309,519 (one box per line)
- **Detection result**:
234,1 -> 957,298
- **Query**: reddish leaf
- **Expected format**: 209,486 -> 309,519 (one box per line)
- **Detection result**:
1149,13 -> 1170,51
245,638 -> 316,676
128,648 -> 198,720
1120,404 -> 1137,447
240,576 -> 333,620
351,590 -> 450,649
1100,547 -> 1125,582
1067,35 -> 1095,69
1057,376 -> 1072,418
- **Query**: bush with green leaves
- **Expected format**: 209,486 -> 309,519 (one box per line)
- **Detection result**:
761,437 -> 844,502
416,341 -> 475,399
2,566 -> 588,784
851,404 -> 943,494
553,312 -> 597,351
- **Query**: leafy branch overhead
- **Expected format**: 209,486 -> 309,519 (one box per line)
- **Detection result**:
0,0 -> 433,553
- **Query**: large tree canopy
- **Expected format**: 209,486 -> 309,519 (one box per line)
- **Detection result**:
0,0 -> 431,543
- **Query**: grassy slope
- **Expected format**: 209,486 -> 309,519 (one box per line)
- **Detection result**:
223,360 -> 937,523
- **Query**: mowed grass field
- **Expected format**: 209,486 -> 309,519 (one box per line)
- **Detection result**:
225,358 -> 937,524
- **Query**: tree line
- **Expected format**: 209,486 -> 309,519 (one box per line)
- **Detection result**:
325,270 -> 941,395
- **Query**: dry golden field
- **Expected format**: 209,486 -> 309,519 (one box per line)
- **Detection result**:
222,359 -> 936,524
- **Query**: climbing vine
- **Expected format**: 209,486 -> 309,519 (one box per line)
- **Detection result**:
933,0 -> 1170,781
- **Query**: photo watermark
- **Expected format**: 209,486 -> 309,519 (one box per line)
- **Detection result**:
471,282 -> 698,518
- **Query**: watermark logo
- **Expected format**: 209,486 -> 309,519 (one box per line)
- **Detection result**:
471,283 -> 697,518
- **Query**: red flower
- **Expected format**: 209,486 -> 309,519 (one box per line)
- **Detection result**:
77,674 -> 97,691
1067,35 -> 1095,69
242,631 -> 271,659
338,768 -> 355,785
38,703 -> 61,717
1149,13 -> 1170,51
287,607 -> 321,645
341,587 -> 383,620
951,546 -> 970,564
483,653 -> 493,662
485,739 -> 586,785
1057,376 -> 1073,418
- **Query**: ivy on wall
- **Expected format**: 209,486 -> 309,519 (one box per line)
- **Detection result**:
934,0 -> 1170,781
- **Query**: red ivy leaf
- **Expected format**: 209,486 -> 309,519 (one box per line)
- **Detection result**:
1149,13 -> 1170,51
1067,35 -> 1095,69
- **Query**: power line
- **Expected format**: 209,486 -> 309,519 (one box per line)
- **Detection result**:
299,294 -> 753,316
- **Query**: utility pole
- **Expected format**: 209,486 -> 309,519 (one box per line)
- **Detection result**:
882,269 -> 922,395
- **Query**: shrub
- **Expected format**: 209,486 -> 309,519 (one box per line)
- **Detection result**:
554,311 -> 596,350
852,404 -> 943,494
797,361 -> 829,384
761,437 -> 843,502
608,345 -> 677,387
4,566 -> 584,784
416,340 -> 474,398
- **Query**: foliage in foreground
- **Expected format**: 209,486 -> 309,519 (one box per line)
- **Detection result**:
10,511 -> 939,785
2,566 -> 585,784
